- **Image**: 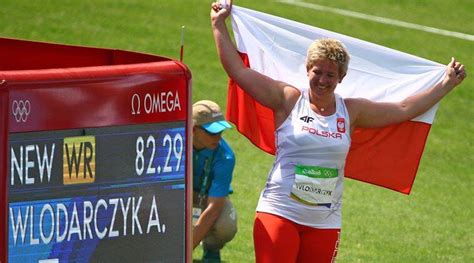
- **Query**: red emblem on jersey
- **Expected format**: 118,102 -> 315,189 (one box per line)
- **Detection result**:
337,118 -> 346,133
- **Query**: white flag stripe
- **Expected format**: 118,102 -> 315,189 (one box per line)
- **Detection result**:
278,0 -> 474,42
231,6 -> 446,123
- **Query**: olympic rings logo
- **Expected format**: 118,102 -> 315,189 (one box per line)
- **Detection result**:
12,100 -> 31,122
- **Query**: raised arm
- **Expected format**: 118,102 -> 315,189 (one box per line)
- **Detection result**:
210,1 -> 299,120
347,58 -> 467,129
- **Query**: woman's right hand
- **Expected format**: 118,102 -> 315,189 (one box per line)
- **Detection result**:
211,0 -> 233,25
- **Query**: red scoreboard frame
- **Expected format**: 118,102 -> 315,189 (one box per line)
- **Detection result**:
0,38 -> 192,262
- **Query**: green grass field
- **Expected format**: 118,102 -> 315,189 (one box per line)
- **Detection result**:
1,0 -> 473,262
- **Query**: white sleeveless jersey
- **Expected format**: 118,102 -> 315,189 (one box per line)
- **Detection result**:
256,91 -> 351,228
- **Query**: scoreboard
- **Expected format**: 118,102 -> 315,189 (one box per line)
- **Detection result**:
0,38 -> 192,263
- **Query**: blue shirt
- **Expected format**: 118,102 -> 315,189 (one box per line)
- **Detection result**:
193,138 -> 235,197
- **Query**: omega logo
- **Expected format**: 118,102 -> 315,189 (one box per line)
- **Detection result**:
12,100 -> 31,123
131,91 -> 181,115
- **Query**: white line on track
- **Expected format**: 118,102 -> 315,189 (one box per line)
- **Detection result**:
278,0 -> 474,41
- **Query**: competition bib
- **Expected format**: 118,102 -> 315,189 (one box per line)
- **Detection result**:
290,164 -> 338,206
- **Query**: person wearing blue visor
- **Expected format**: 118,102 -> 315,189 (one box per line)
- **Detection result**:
192,100 -> 237,263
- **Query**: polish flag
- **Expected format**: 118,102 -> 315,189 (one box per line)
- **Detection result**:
226,6 -> 446,194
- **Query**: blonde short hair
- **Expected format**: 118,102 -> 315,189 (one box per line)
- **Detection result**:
306,38 -> 350,77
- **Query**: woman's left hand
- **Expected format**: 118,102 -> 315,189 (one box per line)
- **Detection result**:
443,57 -> 467,89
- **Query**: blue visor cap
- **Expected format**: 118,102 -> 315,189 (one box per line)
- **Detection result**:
202,120 -> 232,134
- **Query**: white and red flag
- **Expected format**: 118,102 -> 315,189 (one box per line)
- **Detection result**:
226,6 -> 446,194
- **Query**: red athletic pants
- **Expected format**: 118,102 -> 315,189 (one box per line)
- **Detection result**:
253,212 -> 340,263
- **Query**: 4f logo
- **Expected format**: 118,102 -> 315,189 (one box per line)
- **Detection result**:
300,116 -> 314,123
337,118 -> 346,133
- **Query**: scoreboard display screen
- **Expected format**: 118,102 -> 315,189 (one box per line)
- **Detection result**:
0,38 -> 192,263
9,123 -> 185,262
